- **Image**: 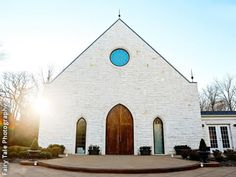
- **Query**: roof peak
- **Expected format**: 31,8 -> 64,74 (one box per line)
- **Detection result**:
50,18 -> 193,84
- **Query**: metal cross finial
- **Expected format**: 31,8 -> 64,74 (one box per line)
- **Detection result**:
191,69 -> 194,82
118,9 -> 121,18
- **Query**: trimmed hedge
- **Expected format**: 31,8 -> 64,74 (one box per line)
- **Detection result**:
48,144 -> 65,154
6,145 -> 53,159
189,150 -> 200,161
174,145 -> 191,155
3,144 -> 64,159
46,147 -> 61,157
41,144 -> 65,158
213,150 -> 224,162
181,149 -> 201,161
18,151 -> 29,159
224,149 -> 236,161
8,151 -> 19,158
181,149 -> 191,159
39,151 -> 52,159
7,146 -> 29,159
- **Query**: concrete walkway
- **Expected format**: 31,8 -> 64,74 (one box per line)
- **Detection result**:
37,155 -> 200,173
4,163 -> 236,177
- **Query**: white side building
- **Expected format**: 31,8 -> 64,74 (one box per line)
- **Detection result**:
201,111 -> 236,152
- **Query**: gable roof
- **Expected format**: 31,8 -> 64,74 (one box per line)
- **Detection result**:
50,18 -> 194,83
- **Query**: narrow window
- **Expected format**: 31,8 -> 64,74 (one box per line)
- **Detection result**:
76,118 -> 86,154
153,118 -> 164,154
208,126 -> 218,148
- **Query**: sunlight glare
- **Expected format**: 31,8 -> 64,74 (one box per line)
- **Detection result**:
33,97 -> 49,114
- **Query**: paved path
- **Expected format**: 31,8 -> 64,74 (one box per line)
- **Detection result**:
39,155 -> 198,170
3,163 -> 236,177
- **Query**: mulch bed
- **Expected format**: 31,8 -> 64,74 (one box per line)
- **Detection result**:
219,160 -> 236,166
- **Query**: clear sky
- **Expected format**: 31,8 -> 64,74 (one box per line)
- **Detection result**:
0,0 -> 236,90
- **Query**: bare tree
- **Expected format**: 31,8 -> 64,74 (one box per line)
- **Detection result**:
202,84 -> 219,111
215,75 -> 236,111
0,72 -> 38,119
199,92 -> 207,111
199,75 -> 236,111
40,66 -> 54,84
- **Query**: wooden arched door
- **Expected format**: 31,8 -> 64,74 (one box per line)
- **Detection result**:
106,104 -> 134,155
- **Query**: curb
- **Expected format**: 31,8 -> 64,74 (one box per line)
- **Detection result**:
37,161 -> 200,174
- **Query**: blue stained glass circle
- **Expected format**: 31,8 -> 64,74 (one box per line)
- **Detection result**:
110,49 -> 129,67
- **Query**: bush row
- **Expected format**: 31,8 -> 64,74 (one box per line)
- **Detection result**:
181,149 -> 201,161
4,144 -> 65,159
174,145 -> 191,155
8,150 -> 52,159
213,149 -> 236,162
175,145 -> 236,162
224,149 -> 236,161
41,144 -> 65,158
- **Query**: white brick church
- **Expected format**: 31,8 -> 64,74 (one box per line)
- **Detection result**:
38,19 -> 235,155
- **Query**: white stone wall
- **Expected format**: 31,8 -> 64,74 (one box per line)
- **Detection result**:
38,20 -> 203,154
202,116 -> 236,150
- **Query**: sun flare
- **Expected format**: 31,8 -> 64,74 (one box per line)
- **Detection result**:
33,97 -> 49,114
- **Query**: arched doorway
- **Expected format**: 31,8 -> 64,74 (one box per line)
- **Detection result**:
106,104 -> 134,155
75,118 -> 86,154
153,118 -> 164,154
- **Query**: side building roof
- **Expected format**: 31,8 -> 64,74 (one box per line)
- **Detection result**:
201,111 -> 236,117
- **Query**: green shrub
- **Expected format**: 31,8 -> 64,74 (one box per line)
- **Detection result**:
7,146 -> 30,159
41,148 -> 48,152
213,150 -> 224,162
18,151 -> 29,159
39,151 -> 52,159
47,147 -> 61,157
30,138 -> 39,150
189,150 -> 200,161
199,139 -> 208,151
174,145 -> 191,155
48,144 -> 65,154
139,146 -> 151,155
181,149 -> 191,159
8,151 -> 19,158
88,145 -> 100,151
88,145 -> 100,155
224,149 -> 236,161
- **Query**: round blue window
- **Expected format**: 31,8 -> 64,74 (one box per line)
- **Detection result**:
110,49 -> 129,67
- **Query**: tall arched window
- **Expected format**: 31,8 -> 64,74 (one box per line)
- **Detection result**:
75,118 -> 86,154
153,118 -> 164,154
